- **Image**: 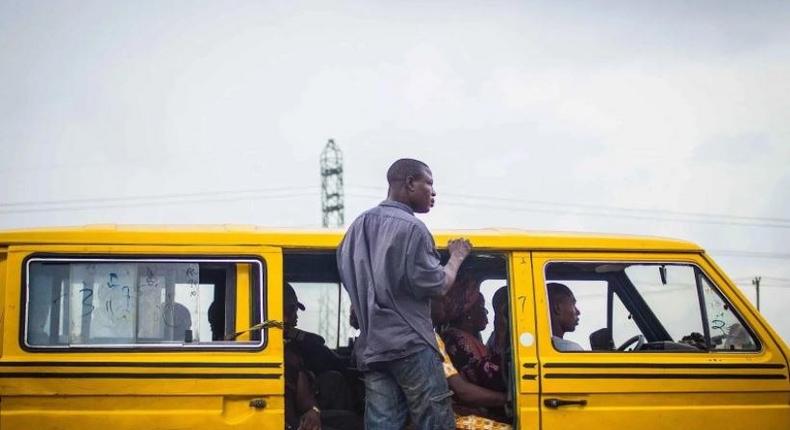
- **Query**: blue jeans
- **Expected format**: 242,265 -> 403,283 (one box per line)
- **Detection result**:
364,347 -> 455,430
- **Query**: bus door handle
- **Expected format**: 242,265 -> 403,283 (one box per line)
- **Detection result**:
544,398 -> 587,408
249,398 -> 267,409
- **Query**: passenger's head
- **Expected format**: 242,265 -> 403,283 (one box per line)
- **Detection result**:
491,285 -> 509,332
208,301 -> 223,341
547,282 -> 580,338
283,283 -> 305,328
491,286 -> 508,315
465,294 -> 489,333
442,275 -> 488,333
386,158 -> 435,213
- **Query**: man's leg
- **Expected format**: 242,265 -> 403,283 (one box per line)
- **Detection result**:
364,368 -> 409,430
389,347 -> 455,430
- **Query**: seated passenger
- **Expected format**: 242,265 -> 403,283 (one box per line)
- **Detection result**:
439,275 -> 506,393
547,282 -> 584,351
207,301 -> 223,341
486,286 -> 510,355
283,283 -> 347,376
284,283 -> 362,429
349,303 -> 510,429
432,296 -> 511,429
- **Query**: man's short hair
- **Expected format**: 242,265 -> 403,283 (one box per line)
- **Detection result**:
386,158 -> 429,185
547,282 -> 574,306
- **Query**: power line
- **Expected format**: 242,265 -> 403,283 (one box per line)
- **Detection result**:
347,186 -> 790,225
6,183 -> 787,230
346,192 -> 790,230
0,186 -> 319,208
735,283 -> 790,289
0,189 -> 320,214
347,193 -> 790,261
762,276 -> 790,282
347,192 -> 790,259
709,250 -> 790,260
733,277 -> 790,286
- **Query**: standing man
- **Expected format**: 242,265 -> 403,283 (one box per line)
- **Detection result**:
337,158 -> 472,430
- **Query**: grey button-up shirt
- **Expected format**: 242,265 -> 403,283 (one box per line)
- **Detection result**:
337,200 -> 447,368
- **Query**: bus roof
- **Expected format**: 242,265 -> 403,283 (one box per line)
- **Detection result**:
0,225 -> 702,253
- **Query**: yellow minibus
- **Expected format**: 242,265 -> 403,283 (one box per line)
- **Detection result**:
0,226 -> 787,429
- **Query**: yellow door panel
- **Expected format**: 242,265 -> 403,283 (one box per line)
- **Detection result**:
532,251 -> 790,430
540,392 -> 789,430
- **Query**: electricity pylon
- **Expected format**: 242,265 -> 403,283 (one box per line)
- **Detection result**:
320,139 -> 344,228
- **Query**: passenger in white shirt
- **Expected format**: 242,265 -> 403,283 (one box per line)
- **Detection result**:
547,283 -> 585,352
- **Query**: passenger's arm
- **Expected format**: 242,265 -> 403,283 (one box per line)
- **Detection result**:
294,331 -> 347,372
447,373 -> 507,408
442,238 -> 472,291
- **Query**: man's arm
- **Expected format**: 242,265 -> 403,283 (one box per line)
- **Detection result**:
287,328 -> 347,373
442,238 -> 472,291
447,373 -> 507,407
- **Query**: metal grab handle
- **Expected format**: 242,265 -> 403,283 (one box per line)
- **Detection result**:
544,398 -> 588,408
226,320 -> 284,340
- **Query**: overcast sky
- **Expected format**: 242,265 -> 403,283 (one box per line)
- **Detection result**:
1,1 -> 788,342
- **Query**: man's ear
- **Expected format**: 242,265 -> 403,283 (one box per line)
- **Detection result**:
549,301 -> 559,316
404,174 -> 416,191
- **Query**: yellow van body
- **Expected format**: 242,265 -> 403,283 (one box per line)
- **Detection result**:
0,225 -> 787,429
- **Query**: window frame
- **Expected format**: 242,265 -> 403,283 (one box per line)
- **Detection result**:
542,259 -> 762,354
20,254 -> 267,352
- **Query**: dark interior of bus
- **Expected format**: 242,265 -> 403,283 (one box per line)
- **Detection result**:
283,250 -> 514,428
